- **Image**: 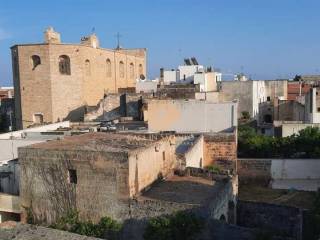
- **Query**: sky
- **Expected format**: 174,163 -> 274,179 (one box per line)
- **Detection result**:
0,0 -> 320,86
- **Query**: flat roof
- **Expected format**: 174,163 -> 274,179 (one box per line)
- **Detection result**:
11,43 -> 146,51
24,132 -> 157,153
140,175 -> 225,205
145,98 -> 237,104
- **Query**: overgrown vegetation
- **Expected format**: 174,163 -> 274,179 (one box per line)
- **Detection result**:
241,111 -> 250,120
51,210 -> 122,239
23,206 -> 35,225
143,211 -> 204,240
238,126 -> 320,158
205,165 -> 222,174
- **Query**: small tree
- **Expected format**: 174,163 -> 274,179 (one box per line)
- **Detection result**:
51,210 -> 122,239
144,212 -> 204,240
241,111 -> 250,120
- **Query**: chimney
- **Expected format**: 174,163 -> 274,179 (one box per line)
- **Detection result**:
160,68 -> 164,81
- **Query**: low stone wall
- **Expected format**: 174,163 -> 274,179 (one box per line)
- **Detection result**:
85,93 -> 151,121
121,215 -> 294,240
238,158 -> 320,190
0,223 -> 101,240
237,158 -> 271,184
130,172 -> 237,224
237,200 -> 303,240
129,198 -> 201,220
203,133 -> 237,173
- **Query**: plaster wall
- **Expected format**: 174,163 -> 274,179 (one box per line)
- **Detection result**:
163,70 -> 177,84
144,100 -> 237,133
0,121 -> 70,140
128,138 -> 176,196
238,158 -> 320,191
220,81 -> 254,118
281,123 -> 320,137
135,81 -> 157,93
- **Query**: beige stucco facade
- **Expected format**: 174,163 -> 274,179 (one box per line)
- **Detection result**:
12,28 -> 146,129
144,99 -> 237,133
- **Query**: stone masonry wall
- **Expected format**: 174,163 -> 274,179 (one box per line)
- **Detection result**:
237,200 -> 303,240
237,158 -> 271,183
128,136 -> 176,197
85,93 -> 152,121
18,147 -> 130,224
203,133 -> 237,173
13,42 -> 146,129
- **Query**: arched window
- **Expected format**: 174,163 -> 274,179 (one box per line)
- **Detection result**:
119,61 -> 124,78
138,64 -> 143,77
59,55 -> 71,75
106,59 -> 112,77
129,63 -> 134,79
85,59 -> 91,76
31,55 -> 41,70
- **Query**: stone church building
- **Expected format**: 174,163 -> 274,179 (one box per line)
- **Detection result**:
11,27 -> 147,129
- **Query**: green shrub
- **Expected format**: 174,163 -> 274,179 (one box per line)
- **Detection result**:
238,126 -> 320,158
144,216 -> 171,240
51,210 -> 122,239
206,165 -> 221,174
144,212 -> 204,240
241,111 -> 250,120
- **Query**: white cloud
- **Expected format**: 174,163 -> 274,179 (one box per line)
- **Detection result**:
0,28 -> 11,40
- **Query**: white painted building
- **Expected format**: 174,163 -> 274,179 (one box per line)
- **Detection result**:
135,79 -> 158,93
194,72 -> 222,92
178,65 -> 205,83
305,87 -> 320,123
163,70 -> 179,84
220,80 -> 287,119
162,58 -> 221,92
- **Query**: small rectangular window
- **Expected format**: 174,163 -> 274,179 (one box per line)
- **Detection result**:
68,169 -> 77,184
267,96 -> 271,101
317,107 -> 320,112
162,151 -> 166,161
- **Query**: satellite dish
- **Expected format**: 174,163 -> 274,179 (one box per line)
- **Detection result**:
140,74 -> 146,80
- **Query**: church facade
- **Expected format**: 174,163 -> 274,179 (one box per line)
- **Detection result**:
12,27 -> 147,129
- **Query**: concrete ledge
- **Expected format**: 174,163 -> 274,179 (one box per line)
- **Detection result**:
0,193 -> 20,214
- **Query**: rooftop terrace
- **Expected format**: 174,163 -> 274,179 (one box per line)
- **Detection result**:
25,132 -> 157,153
140,175 -> 225,205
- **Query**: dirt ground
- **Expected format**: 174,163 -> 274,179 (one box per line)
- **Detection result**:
239,183 -> 316,210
